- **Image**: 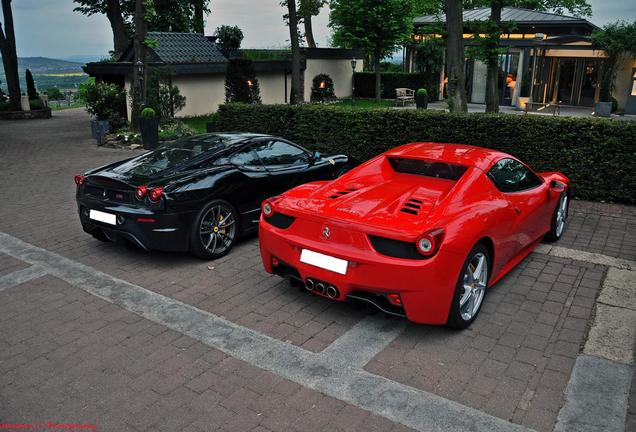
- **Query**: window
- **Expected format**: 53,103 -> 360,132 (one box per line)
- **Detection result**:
488,158 -> 543,193
252,140 -> 310,167
388,157 -> 468,181
229,145 -> 262,167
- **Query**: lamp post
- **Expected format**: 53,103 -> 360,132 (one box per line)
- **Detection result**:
351,57 -> 357,107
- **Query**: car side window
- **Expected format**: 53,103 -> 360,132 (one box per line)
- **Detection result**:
487,158 -> 543,193
252,140 -> 310,168
228,145 -> 263,168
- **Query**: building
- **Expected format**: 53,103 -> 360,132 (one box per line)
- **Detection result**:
84,32 -> 363,120
408,7 -> 636,112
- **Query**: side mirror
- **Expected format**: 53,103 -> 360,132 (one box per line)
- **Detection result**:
309,151 -> 322,165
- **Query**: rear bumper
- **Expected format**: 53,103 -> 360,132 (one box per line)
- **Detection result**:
259,221 -> 466,325
77,198 -> 194,252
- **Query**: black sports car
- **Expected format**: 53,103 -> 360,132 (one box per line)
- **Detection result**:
75,133 -> 354,259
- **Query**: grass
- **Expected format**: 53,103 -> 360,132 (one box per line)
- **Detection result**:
330,98 -> 398,109
180,113 -> 218,134
241,49 -> 291,61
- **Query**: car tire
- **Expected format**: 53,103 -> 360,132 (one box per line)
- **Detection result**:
447,243 -> 490,330
189,199 -> 239,260
545,192 -> 569,242
335,165 -> 352,178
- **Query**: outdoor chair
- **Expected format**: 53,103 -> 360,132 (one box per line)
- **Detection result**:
395,88 -> 415,107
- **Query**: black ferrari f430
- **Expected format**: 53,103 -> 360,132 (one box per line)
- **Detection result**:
75,133 -> 354,259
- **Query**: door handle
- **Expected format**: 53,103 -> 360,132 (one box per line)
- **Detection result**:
514,207 -> 521,215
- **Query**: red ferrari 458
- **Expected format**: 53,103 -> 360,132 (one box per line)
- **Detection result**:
259,143 -> 569,329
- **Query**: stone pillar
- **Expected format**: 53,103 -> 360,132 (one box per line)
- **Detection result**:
512,49 -> 525,106
20,94 -> 30,111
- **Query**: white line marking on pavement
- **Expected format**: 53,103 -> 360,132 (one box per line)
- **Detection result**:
535,244 -> 635,270
0,232 -> 531,432
0,265 -> 48,292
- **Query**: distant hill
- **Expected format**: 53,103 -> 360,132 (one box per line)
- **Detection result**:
63,55 -> 107,64
1,56 -> 89,92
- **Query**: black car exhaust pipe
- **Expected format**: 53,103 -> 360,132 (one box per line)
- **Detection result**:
315,282 -> 325,294
305,278 -> 315,291
326,286 -> 338,299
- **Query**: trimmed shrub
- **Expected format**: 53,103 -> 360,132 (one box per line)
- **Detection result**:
141,107 -> 156,118
216,103 -> 636,204
29,98 -> 44,110
310,73 -> 336,103
225,58 -> 261,104
80,81 -> 127,130
25,69 -> 38,100
354,72 -> 438,100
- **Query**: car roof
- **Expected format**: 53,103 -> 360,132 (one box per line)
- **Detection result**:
385,142 -> 511,171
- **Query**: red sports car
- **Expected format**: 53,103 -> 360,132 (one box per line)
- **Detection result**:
259,143 -> 569,329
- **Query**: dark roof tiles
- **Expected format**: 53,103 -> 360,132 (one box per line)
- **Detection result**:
147,32 -> 227,64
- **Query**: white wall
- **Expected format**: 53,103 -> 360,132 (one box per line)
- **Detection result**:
124,77 -> 132,121
172,75 -> 226,117
303,58 -> 364,101
257,72 -> 290,104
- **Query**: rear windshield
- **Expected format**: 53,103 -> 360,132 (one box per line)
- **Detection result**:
388,157 -> 468,181
111,135 -> 242,176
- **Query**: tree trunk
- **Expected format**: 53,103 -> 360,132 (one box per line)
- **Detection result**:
106,0 -> 130,59
288,0 -> 303,104
304,14 -> 316,48
444,0 -> 467,112
132,0 -> 148,130
485,0 -> 502,113
193,0 -> 205,34
374,49 -> 382,102
0,0 -> 21,110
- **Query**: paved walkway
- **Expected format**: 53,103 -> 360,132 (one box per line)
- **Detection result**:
0,109 -> 635,432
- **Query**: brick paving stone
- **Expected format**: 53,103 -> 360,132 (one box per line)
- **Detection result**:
366,253 -> 602,431
0,274 -> 413,432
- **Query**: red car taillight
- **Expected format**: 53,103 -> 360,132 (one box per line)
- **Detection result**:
261,199 -> 274,217
136,185 -> 148,200
415,228 -> 445,257
74,175 -> 86,185
148,187 -> 164,202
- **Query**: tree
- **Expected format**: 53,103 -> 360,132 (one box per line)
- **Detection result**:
131,0 -> 148,130
0,0 -> 21,110
444,0 -> 467,112
285,0 -> 303,104
214,25 -> 244,57
73,0 -> 132,58
298,0 -> 327,48
25,69 -> 38,99
73,0 -> 210,57
330,0 -> 413,102
592,21 -> 636,103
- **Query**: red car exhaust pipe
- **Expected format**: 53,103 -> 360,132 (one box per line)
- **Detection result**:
315,282 -> 325,294
305,279 -> 315,291
326,286 -> 338,299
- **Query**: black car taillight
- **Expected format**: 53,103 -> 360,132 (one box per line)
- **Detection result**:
264,212 -> 296,229
368,235 -> 427,260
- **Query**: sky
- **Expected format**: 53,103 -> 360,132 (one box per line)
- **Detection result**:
2,0 -> 635,59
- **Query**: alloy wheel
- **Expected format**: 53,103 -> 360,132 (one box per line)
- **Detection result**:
199,204 -> 236,255
459,252 -> 488,321
555,194 -> 568,237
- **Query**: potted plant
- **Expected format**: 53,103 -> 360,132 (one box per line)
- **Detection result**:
591,21 -> 636,117
139,107 -> 159,150
79,80 -> 126,141
415,88 -> 428,109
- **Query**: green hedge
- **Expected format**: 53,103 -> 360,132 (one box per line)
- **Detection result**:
216,103 -> 636,204
354,72 -> 438,101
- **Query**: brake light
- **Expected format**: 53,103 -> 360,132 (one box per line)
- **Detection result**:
415,228 -> 445,257
148,187 -> 164,202
262,200 -> 274,217
136,186 -> 148,200
74,175 -> 86,185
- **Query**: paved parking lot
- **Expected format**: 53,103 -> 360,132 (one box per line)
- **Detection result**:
1,109 -> 635,432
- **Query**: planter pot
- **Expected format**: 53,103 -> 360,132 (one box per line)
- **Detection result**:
20,95 -> 30,111
140,116 -> 160,150
517,97 -> 529,111
90,119 -> 110,140
415,94 -> 428,109
594,101 -> 612,118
